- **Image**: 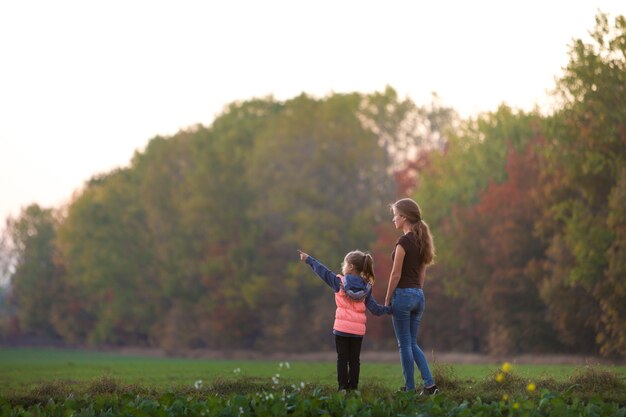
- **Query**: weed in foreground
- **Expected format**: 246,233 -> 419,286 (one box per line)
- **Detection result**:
28,381 -> 72,399
480,366 -> 528,392
569,364 -> 626,392
87,376 -> 123,395
432,361 -> 461,391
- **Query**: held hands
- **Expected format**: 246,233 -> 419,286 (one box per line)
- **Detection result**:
384,297 -> 393,315
297,250 -> 309,262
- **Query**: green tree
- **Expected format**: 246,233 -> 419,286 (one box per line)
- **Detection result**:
4,205 -> 61,339
57,169 -> 156,345
358,86 -> 458,171
538,12 -> 626,356
246,93 -> 395,350
600,167 -> 626,355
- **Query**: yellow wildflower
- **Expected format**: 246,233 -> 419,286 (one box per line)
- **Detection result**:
502,362 -> 512,373
527,383 -> 536,392
502,394 -> 509,401
513,402 -> 520,409
495,372 -> 505,383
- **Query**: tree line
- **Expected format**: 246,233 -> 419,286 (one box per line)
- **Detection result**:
1,13 -> 624,357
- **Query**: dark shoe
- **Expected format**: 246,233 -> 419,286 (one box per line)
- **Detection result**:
420,384 -> 440,395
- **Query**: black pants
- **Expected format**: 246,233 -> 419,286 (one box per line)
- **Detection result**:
335,335 -> 363,390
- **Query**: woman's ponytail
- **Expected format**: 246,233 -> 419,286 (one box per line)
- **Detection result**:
418,220 -> 435,265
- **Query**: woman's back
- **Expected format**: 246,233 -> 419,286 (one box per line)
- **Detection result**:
393,232 -> 423,288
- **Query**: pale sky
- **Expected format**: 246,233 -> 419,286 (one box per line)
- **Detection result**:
1,0 -> 625,225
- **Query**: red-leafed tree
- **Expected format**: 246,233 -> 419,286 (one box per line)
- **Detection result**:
474,139 -> 560,354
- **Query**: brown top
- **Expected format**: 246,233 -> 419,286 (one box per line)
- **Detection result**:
392,232 -> 423,288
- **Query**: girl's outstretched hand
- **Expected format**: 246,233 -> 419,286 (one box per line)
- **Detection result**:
297,250 -> 309,262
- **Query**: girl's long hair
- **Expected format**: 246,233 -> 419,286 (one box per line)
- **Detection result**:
345,250 -> 375,285
391,198 -> 436,265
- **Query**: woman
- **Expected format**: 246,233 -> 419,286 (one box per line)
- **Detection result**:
384,198 -> 439,394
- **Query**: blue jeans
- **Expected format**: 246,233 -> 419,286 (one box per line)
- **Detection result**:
391,287 -> 434,390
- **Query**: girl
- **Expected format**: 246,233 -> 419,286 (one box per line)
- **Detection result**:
298,249 -> 390,392
384,198 -> 439,395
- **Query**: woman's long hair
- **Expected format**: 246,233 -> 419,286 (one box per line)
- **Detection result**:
392,198 -> 436,265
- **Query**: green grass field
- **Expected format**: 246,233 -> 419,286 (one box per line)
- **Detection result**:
2,348 -> 626,416
1,348 -> 624,395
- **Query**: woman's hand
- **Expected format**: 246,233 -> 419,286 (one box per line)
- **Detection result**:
297,250 -> 309,262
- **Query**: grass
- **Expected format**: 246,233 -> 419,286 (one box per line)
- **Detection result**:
1,348 -> 625,405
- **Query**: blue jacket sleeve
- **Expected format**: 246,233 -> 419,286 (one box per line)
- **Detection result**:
365,291 -> 392,316
305,256 -> 342,292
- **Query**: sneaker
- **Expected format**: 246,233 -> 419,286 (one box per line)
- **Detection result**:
420,384 -> 440,396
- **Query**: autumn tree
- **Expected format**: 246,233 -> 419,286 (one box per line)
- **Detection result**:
410,106 -> 541,353
475,140 -> 560,354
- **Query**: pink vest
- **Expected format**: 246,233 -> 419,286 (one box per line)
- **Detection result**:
334,289 -> 367,336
